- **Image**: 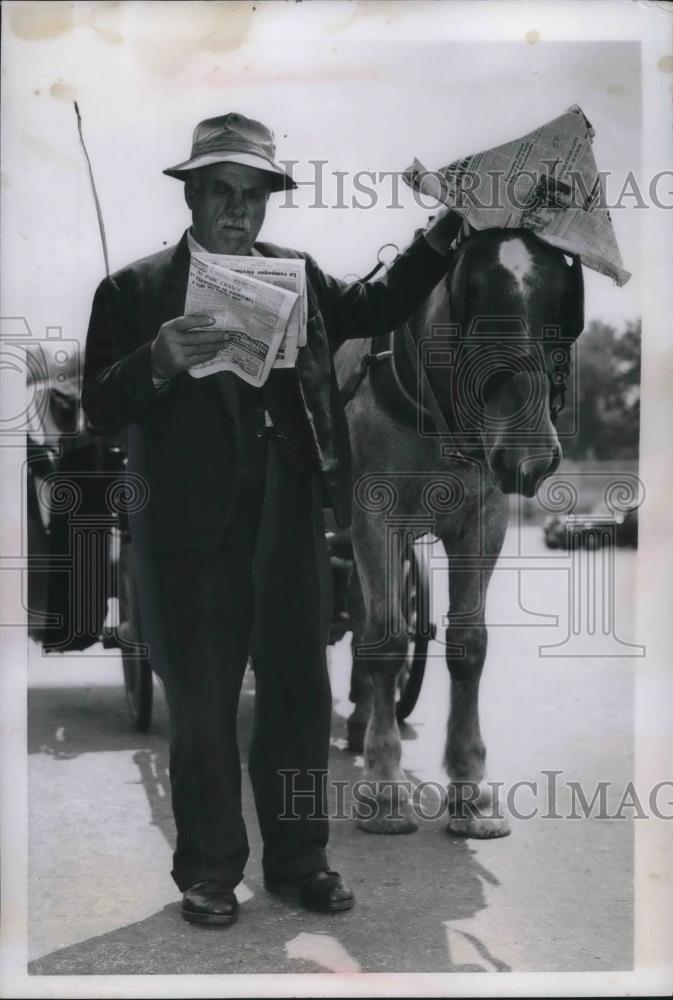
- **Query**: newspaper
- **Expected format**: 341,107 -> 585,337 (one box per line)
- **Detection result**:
185,256 -> 298,386
193,254 -> 308,367
404,104 -> 630,286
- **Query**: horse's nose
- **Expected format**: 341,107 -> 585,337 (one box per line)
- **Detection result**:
488,444 -> 561,497
546,443 -> 562,476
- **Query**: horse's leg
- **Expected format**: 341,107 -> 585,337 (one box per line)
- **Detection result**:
347,563 -> 373,753
440,495 -> 511,838
352,513 -> 417,834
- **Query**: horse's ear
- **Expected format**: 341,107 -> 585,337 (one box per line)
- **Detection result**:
560,254 -> 585,341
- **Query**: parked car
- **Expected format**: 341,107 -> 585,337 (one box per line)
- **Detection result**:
543,502 -> 638,549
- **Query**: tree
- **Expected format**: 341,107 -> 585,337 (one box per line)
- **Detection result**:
556,319 -> 641,459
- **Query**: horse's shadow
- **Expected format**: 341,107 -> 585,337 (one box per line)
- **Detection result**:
29,670 -> 509,974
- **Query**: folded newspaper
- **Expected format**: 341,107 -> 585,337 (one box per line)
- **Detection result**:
194,253 -> 308,366
185,255 -> 306,386
404,104 -> 630,286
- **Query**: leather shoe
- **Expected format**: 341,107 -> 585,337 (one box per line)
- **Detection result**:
301,869 -> 354,912
181,880 -> 239,926
266,868 -> 354,913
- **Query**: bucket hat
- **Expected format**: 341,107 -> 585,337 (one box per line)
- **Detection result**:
163,112 -> 297,192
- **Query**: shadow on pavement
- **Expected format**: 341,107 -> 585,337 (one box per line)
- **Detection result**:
28,681 -> 170,759
28,671 -> 508,975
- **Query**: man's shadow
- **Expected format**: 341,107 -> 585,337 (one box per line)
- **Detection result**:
29,667 -> 509,974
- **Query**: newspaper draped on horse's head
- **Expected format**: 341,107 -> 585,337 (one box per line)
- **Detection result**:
413,227 -> 584,497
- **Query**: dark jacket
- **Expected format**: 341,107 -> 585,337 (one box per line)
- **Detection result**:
82,230 -> 448,551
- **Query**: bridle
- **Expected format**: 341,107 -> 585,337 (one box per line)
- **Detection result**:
445,228 -> 584,428
346,231 -> 584,462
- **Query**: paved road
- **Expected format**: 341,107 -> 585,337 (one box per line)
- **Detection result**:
28,527 -> 637,975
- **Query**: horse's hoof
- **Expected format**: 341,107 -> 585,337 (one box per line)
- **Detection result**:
446,782 -> 511,839
346,721 -> 366,754
356,812 -> 418,835
354,793 -> 418,834
446,814 -> 511,839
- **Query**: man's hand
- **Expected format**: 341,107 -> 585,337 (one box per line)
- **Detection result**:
151,314 -> 227,379
422,206 -> 464,257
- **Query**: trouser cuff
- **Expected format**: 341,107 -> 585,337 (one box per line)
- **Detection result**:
172,865 -> 244,893
263,847 -> 328,884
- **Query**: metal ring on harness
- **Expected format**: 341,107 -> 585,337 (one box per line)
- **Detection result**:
358,242 -> 401,284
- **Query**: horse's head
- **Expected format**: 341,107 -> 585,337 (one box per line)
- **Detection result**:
422,228 -> 584,497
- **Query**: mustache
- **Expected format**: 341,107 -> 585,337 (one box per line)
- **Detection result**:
217,217 -> 250,231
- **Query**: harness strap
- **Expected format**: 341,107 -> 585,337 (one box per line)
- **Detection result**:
359,259 -> 385,284
338,248 -> 397,406
398,323 -> 472,463
340,242 -> 472,463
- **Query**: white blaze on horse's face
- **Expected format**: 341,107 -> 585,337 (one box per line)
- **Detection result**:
473,233 -> 565,498
497,239 -> 534,293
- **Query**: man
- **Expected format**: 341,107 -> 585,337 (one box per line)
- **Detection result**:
83,113 -> 461,926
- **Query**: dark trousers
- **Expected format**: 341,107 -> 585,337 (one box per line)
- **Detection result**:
149,433 -> 332,891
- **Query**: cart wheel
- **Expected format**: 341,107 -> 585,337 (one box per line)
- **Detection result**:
118,537 -> 153,732
396,544 -> 434,723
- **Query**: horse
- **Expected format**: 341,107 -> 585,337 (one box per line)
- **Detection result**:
334,227 -> 584,837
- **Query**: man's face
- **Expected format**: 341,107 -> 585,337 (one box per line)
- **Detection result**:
185,162 -> 272,255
